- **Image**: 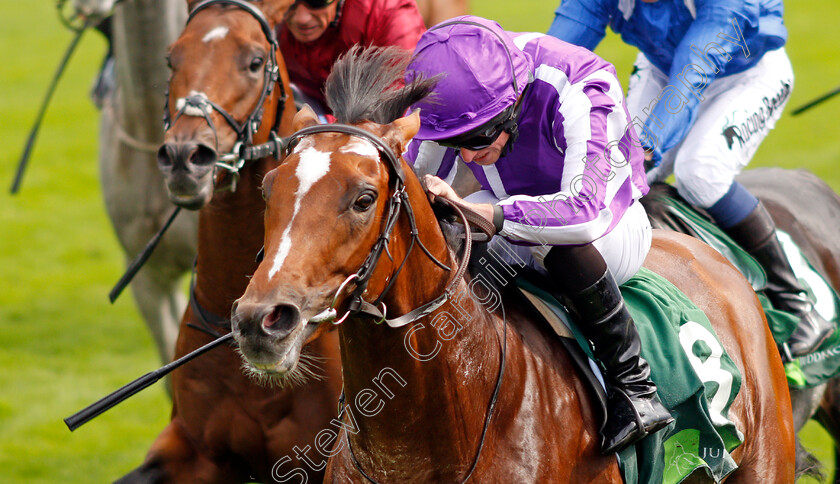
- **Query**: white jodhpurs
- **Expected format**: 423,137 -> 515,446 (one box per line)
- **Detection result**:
466,190 -> 652,285
627,48 -> 794,208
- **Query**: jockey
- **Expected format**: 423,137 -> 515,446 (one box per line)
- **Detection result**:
278,0 -> 425,115
404,16 -> 674,454
547,0 -> 834,360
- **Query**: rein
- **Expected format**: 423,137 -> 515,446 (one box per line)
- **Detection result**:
286,124 -> 467,328
282,124 -> 505,482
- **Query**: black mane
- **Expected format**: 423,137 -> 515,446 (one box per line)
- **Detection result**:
325,45 -> 438,125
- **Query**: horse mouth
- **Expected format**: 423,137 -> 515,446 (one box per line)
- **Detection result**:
168,187 -> 213,210
235,334 -> 302,377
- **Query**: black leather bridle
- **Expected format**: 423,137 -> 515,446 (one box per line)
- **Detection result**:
163,0 -> 288,189
282,124 -> 465,327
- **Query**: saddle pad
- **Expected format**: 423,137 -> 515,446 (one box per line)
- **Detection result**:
652,193 -> 840,388
651,194 -> 767,291
516,268 -> 743,484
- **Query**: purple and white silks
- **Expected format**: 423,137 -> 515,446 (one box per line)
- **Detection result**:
405,32 -> 649,246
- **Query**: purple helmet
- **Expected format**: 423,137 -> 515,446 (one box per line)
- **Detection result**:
406,16 -> 533,141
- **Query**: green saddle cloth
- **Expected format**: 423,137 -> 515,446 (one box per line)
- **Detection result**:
518,268 -> 743,484
655,195 -> 840,388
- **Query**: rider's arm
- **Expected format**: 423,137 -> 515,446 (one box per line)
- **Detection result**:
496,67 -> 639,246
641,0 -> 761,162
546,0 -> 613,51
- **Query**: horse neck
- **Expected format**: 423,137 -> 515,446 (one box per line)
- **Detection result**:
337,172 -> 505,478
111,0 -> 185,140
194,157 -> 276,318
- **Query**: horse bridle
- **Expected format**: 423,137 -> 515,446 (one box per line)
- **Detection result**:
163,0 -> 288,190
276,123 -> 506,484
282,123 -> 472,328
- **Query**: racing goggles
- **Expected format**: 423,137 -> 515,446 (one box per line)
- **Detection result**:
292,0 -> 337,9
437,102 -> 519,151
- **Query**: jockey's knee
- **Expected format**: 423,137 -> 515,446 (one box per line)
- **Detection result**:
672,157 -> 735,209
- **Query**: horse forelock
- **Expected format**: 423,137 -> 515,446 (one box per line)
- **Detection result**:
325,45 -> 439,125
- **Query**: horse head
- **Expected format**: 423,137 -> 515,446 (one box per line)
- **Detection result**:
232,107 -> 425,375
231,46 -> 448,381
158,0 -> 292,210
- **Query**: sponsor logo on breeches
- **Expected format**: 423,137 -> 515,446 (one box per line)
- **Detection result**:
721,80 -> 791,150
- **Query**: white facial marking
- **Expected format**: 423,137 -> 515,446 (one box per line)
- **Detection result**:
202,26 -> 229,43
175,91 -> 211,117
268,146 -> 332,279
339,137 -> 379,159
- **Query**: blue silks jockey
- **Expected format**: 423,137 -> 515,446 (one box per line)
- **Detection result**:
548,0 -> 833,361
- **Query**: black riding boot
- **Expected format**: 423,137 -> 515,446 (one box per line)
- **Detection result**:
545,246 -> 673,454
724,202 -> 835,358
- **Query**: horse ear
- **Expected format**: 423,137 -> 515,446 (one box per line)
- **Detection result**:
386,109 -> 421,153
293,105 -> 320,131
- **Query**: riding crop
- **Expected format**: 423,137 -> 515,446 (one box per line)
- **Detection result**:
64,332 -> 233,431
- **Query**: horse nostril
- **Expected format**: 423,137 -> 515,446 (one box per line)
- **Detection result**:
190,143 -> 217,167
262,304 -> 300,336
157,144 -> 176,168
230,299 -> 240,320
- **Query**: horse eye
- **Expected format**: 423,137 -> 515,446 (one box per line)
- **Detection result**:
354,193 -> 376,212
249,57 -> 265,73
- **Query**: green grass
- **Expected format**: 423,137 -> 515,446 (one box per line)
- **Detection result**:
1,0 -> 838,482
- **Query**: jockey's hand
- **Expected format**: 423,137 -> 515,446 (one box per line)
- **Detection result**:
423,175 -> 460,204
422,175 -> 495,227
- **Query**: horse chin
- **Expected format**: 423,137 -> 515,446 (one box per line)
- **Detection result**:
236,321 -> 320,387
237,334 -> 324,389
166,183 -> 214,211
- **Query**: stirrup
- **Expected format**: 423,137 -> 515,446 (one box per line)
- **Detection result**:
601,390 -> 673,455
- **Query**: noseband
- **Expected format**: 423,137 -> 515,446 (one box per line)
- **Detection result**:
163,0 -> 288,190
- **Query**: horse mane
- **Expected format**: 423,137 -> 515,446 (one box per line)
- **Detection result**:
325,45 -> 439,125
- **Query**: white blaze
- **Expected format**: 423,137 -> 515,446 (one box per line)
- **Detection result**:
268,146 -> 332,279
339,137 -> 379,159
202,26 -> 229,43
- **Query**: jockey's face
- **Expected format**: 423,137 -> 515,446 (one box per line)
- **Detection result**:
285,1 -> 338,43
459,131 -> 510,166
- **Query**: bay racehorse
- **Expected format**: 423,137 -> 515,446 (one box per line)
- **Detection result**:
71,0 -> 198,365
231,47 -> 796,482
117,1 -> 341,481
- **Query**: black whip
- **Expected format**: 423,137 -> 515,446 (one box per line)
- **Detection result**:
791,84 -> 840,116
11,25 -> 88,194
109,206 -> 181,303
64,332 -> 233,431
